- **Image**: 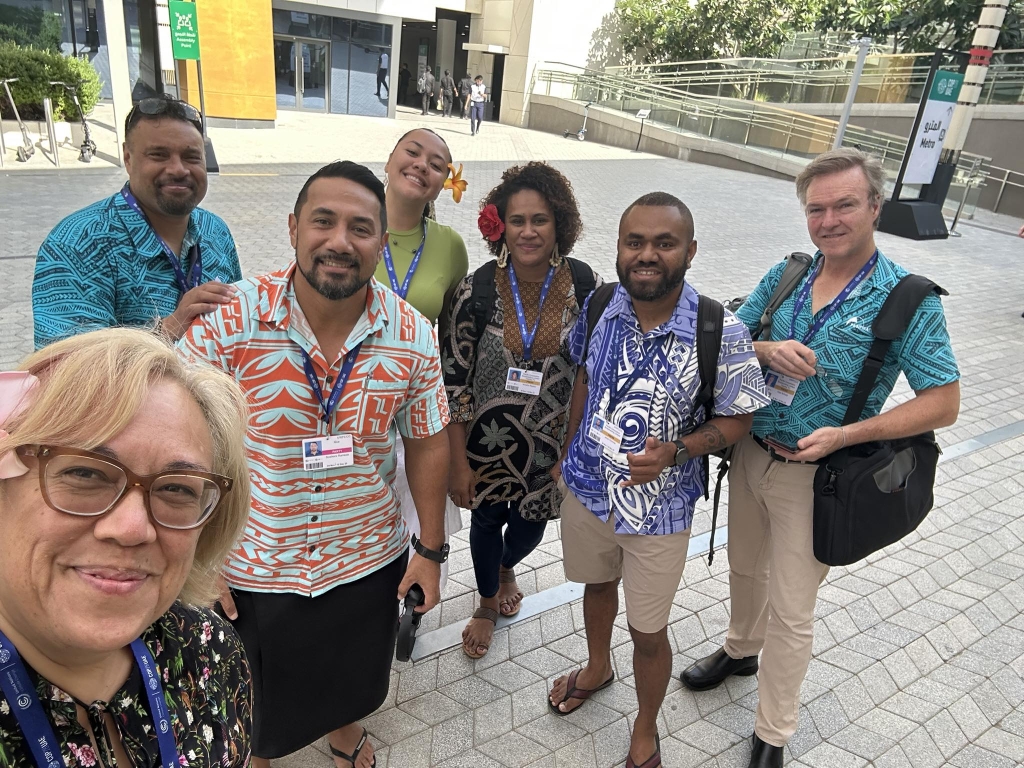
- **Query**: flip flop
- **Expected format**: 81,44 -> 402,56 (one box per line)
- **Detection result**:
498,568 -> 524,617
548,668 -> 615,716
462,606 -> 498,659
625,734 -> 661,768
329,727 -> 376,768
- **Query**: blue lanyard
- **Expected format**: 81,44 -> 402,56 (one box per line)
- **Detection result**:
302,344 -> 362,424
382,222 -> 427,299
507,264 -> 556,361
790,251 -> 877,344
120,185 -> 202,295
607,318 -> 670,412
0,629 -> 178,768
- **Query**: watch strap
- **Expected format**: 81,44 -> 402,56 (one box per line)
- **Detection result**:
411,533 -> 449,563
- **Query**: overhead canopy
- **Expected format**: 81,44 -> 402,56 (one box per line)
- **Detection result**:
462,43 -> 510,54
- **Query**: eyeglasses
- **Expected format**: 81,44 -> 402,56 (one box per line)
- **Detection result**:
15,445 -> 232,530
127,97 -> 203,135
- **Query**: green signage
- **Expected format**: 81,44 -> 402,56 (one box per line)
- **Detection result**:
929,71 -> 964,103
169,1 -> 201,61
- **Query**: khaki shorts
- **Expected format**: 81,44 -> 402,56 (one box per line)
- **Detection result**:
559,480 -> 691,634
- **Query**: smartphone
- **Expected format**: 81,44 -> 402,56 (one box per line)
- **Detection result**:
764,436 -> 798,453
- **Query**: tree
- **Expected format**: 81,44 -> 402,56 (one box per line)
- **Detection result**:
0,5 -> 62,52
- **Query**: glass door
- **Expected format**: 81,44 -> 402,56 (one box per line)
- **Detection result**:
274,37 -> 329,111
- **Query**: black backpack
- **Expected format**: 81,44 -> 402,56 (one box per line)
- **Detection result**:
466,257 -> 598,340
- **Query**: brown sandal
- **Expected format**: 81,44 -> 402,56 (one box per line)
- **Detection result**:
548,668 -> 615,716
498,567 -> 524,617
462,606 -> 498,659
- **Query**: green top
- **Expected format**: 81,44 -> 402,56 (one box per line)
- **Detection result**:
376,217 -> 469,324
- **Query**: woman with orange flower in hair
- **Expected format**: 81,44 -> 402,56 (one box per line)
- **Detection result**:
442,162 -> 600,658
377,128 -> 469,589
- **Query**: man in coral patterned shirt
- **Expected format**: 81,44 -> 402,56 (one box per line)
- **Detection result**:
180,160 -> 450,768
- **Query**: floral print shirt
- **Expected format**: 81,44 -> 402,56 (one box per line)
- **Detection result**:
0,603 -> 251,768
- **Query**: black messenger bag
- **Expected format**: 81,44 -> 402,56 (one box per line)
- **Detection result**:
812,274 -> 947,567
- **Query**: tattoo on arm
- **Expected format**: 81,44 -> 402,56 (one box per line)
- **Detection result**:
691,422 -> 728,456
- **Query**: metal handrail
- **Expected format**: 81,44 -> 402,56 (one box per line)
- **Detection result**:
987,164 -> 1024,213
534,63 -> 993,217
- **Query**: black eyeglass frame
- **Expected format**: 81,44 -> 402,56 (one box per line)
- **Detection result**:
15,445 -> 233,531
126,97 -> 204,136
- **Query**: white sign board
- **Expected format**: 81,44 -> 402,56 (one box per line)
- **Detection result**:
903,72 -> 964,185
636,109 -> 651,119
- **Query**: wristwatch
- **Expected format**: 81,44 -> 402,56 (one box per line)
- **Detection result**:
671,439 -> 691,467
411,534 -> 450,564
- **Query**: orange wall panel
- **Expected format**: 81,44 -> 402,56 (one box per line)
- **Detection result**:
179,0 -> 276,122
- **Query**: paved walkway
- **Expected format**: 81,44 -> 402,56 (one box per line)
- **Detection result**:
2,114 -> 1023,767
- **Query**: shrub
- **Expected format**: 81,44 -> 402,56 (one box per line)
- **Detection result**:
0,41 -> 101,121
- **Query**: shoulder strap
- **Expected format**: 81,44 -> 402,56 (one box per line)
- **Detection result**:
842,274 -> 946,426
752,251 -> 813,340
566,257 -> 597,310
694,295 -> 724,503
582,282 -> 618,361
468,261 -> 499,340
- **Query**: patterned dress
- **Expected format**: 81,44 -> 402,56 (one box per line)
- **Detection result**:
443,261 -> 599,521
0,603 -> 251,768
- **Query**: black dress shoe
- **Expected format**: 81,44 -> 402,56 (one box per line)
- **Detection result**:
748,733 -> 783,768
680,647 -> 758,691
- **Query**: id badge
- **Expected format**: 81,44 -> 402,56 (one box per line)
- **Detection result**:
588,413 -> 624,456
764,369 -> 800,406
506,367 -> 543,395
302,435 -> 354,471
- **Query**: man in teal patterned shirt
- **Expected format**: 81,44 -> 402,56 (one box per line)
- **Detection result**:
32,96 -> 241,349
681,148 -> 961,768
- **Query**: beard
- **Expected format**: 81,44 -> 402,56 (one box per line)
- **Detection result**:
616,259 -> 688,302
153,181 -> 200,216
297,250 -> 372,301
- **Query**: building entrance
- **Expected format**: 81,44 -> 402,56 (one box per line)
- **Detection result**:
274,36 -> 329,111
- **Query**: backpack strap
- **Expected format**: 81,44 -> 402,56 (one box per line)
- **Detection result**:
468,261 -> 499,341
566,257 -> 597,311
842,275 -> 946,426
694,295 -> 724,506
581,282 -> 618,363
752,251 -> 813,340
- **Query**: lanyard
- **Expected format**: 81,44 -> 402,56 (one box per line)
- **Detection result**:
607,319 -> 670,412
0,630 -> 179,768
507,264 -> 556,361
382,222 -> 427,300
790,250 -> 877,344
120,185 -> 202,295
302,344 -> 362,424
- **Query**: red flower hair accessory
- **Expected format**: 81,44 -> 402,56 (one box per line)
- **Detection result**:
478,204 -> 505,242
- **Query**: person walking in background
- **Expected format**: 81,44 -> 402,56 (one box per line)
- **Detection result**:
470,75 -> 487,136
441,69 -> 457,117
376,50 -> 390,98
420,67 -> 436,116
33,95 -> 240,349
398,62 -> 411,105
180,160 -> 451,768
459,72 -> 474,118
550,192 -> 768,768
378,127 -> 470,589
444,162 -> 598,659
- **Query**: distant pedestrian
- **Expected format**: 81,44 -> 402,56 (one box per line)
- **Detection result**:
376,50 -> 390,97
441,69 -> 456,117
419,68 -> 436,115
459,72 -> 473,118
398,63 -> 411,105
33,94 -> 240,349
470,75 -> 486,135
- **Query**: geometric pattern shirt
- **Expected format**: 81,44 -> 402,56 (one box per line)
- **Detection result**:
179,264 -> 449,596
736,250 -> 960,448
562,282 -> 769,535
33,189 -> 242,349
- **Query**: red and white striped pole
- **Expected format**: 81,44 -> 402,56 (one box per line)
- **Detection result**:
942,0 -> 1010,162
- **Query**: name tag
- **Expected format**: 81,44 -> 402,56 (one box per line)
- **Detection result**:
764,369 -> 800,406
302,435 -> 353,471
588,414 -> 624,456
506,367 -> 543,395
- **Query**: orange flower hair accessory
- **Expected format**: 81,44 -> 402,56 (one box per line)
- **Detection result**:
444,163 -> 467,203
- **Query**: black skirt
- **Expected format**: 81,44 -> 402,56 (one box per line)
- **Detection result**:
228,552 -> 407,758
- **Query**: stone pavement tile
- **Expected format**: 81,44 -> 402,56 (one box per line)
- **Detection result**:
586,680 -> 639,716
439,675 -> 506,709
830,723 -> 894,761
872,745 -> 914,768
855,661 -> 898,705
516,647 -> 576,679
479,731 -> 551,768
950,649 -> 1005,678
880,691 -> 943,723
803,658 -> 853,691
946,743 -> 1020,768
385,732 -> 433,768
674,721 -> 744,754
611,642 -> 634,681
805,691 -> 850,740
897,726 -> 946,768
540,606 -> 575,644
474,631 -> 512,672
398,658 -> 439,703
362,706 -> 429,744
797,742 -> 868,768
661,687 -> 702,733
822,609 -> 861,644
923,623 -> 965,661
881,649 -> 922,688
516,714 -> 587,751
556,698 -> 621,734
429,711 -> 474,765
854,708 -> 917,741
990,665 -> 1024,708
436,749 -> 506,768
999,711 -> 1024,739
947,694 -> 992,741
480,661 -> 543,694
591,716 -> 630,768
547,633 -> 590,664
786,709 -> 822,758
862,620 -> 920,649
553,735 -> 598,768
669,615 -> 707,654
656,735 -> 711,768
968,680 -> 1015,726
818,646 -> 875,675
436,648 -> 477,687
524,756 -> 556,768
399,690 -> 468,727
475,695 -> 513,743
704,703 -> 756,738
722,673 -> 759,704
512,680 -> 552,728
924,708 -> 970,759
690,683 -> 733,718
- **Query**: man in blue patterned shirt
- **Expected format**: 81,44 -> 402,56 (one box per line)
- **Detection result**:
32,96 -> 241,349
681,149 -> 960,768
549,192 -> 769,768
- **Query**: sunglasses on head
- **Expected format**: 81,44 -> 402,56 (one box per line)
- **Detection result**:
128,97 -> 203,134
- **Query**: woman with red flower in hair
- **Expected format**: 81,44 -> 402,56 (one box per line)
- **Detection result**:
441,162 -> 600,658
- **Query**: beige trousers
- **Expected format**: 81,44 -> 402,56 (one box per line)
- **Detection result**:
723,435 -> 829,747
